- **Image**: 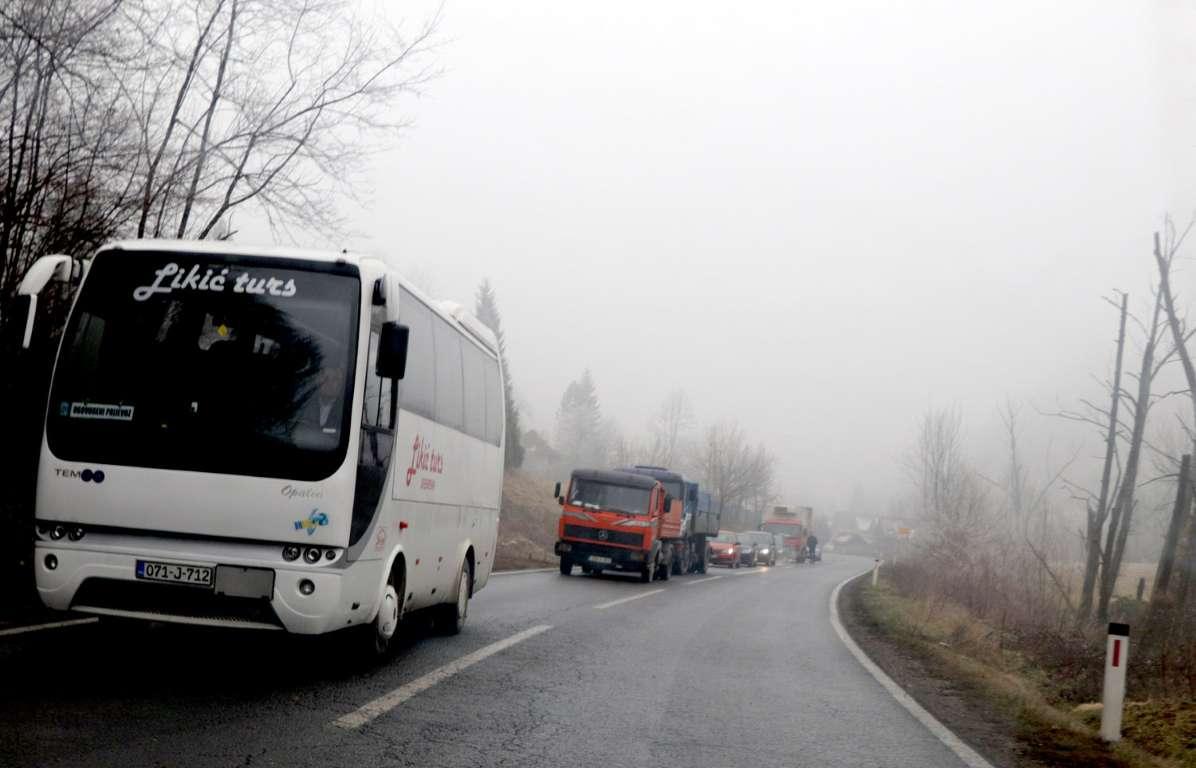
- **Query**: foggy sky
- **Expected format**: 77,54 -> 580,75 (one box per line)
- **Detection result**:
242,1 -> 1191,515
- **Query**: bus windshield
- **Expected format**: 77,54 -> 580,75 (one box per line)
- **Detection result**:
761,522 -> 802,537
568,479 -> 651,515
46,250 -> 361,481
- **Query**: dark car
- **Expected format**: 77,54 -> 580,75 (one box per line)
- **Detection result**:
740,531 -> 776,566
735,532 -> 760,566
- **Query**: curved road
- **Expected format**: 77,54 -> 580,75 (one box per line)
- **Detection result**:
0,555 -> 968,767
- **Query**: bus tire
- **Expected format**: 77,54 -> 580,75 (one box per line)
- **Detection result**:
559,556 -> 573,576
640,562 -> 652,583
362,561 -> 404,659
435,557 -> 472,636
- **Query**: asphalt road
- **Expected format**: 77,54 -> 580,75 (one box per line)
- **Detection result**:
0,554 -> 969,768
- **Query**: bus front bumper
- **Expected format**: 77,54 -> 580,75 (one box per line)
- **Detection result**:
34,542 -> 376,635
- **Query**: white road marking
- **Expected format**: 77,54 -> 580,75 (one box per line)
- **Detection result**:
829,571 -> 995,768
333,624 -> 553,730
683,575 -> 727,586
593,589 -> 665,610
490,567 -> 557,577
0,618 -> 98,637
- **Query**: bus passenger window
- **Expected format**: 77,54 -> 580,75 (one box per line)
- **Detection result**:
397,289 -> 434,419
461,342 -> 486,440
433,318 -> 464,431
483,358 -> 502,446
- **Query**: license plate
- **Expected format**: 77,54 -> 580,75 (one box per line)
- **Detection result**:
136,560 -> 214,588
589,555 -> 612,565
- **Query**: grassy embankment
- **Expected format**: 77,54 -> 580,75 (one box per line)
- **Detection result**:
857,574 -> 1195,768
494,470 -> 558,570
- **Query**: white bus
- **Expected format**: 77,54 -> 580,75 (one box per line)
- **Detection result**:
19,240 -> 505,656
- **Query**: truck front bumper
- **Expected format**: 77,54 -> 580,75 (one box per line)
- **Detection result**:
555,540 -> 646,571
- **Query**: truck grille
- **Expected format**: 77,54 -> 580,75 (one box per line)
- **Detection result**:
72,578 -> 283,628
563,524 -> 643,548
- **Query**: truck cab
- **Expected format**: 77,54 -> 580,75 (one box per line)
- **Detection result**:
616,465 -> 716,574
553,469 -> 674,582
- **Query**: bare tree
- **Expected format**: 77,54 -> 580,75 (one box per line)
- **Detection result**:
1095,284 -> 1165,621
0,0 -> 440,341
126,0 -> 440,241
1076,292 -> 1127,621
647,388 -> 695,467
0,0 -> 141,333
698,420 -> 775,527
1153,219 -> 1196,620
903,407 -> 990,569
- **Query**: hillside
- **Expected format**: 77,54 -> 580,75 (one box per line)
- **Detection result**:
494,470 -> 560,570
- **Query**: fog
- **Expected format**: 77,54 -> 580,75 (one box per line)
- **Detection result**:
242,1 -> 1189,515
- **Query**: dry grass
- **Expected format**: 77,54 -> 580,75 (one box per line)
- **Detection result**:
1052,562 -> 1159,602
862,577 -> 1193,768
494,470 -> 559,570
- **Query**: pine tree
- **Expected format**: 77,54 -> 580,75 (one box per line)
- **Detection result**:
475,279 -> 525,468
555,369 -> 605,467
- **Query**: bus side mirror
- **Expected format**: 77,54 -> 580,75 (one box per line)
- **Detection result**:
376,322 -> 409,379
17,254 -> 74,349
553,481 -> 561,499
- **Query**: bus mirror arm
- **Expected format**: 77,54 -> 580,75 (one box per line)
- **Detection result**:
376,321 -> 410,379
17,254 -> 74,349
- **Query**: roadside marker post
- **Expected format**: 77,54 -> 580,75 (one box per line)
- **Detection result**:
1100,622 -> 1130,742
871,559 -> 880,588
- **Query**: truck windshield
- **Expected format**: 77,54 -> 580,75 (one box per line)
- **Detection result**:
761,522 -> 802,536
568,479 -> 651,515
46,250 -> 361,481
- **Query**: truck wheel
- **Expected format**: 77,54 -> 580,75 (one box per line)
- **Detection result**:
640,563 -> 652,583
660,559 -> 671,581
435,558 -> 472,636
559,556 -> 573,576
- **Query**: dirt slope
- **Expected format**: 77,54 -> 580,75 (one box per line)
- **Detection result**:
494,470 -> 560,570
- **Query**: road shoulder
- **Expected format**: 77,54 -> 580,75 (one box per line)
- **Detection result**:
838,575 -> 1095,768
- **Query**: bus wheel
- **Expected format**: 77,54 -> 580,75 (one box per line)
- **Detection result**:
437,558 -> 472,636
559,556 -> 573,576
640,562 -> 652,583
364,582 -> 401,658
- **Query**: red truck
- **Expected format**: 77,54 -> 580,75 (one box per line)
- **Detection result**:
553,469 -> 684,582
760,505 -> 814,562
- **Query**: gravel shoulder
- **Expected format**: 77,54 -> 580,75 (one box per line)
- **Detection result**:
838,573 -> 1111,768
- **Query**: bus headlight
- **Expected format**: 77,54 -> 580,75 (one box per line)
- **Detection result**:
68,526 -> 85,541
303,547 -> 321,564
50,525 -> 67,540
282,545 -> 301,562
298,579 -> 315,595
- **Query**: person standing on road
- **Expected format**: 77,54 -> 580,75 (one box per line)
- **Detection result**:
806,534 -> 819,563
